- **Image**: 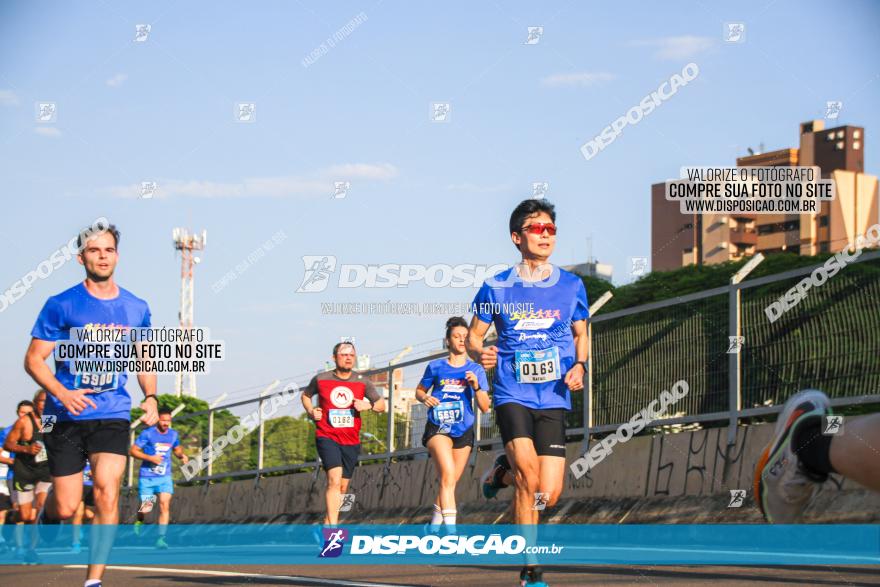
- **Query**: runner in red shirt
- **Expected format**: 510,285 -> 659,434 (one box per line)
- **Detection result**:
302,342 -> 385,526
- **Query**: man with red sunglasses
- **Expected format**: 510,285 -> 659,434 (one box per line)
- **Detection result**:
467,199 -> 589,587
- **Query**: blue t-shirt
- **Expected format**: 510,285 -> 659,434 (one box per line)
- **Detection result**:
31,282 -> 152,422
471,266 -> 589,410
136,426 -> 180,479
0,424 -> 12,481
419,358 -> 488,438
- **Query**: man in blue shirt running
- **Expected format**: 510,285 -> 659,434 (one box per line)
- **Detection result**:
24,223 -> 158,587
131,408 -> 188,549
467,199 -> 589,587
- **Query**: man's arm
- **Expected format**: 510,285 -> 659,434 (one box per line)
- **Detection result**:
129,444 -> 161,465
136,366 -> 159,427
301,377 -> 322,421
564,319 -> 589,391
3,418 -> 39,456
172,445 -> 189,464
360,380 -> 385,413
24,338 -> 96,415
466,316 -> 490,363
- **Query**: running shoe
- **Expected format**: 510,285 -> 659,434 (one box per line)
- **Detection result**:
754,389 -> 831,524
133,520 -> 144,536
70,542 -> 82,554
155,536 -> 169,550
519,565 -> 547,587
482,452 -> 511,500
23,548 -> 41,565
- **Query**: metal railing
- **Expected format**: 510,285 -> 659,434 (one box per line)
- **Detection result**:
140,251 -> 880,486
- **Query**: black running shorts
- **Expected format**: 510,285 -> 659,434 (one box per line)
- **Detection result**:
315,437 -> 361,479
496,402 -> 566,457
44,419 -> 130,477
421,421 -> 474,450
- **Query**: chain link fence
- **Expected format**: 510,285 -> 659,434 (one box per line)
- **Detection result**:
140,252 -> 879,485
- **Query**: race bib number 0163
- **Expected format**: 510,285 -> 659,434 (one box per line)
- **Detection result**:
434,401 -> 464,424
515,347 -> 561,384
329,409 -> 354,428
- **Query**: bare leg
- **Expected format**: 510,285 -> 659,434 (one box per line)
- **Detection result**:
829,414 -> 880,491
505,438 -> 541,525
87,453 -> 125,583
323,467 -> 343,526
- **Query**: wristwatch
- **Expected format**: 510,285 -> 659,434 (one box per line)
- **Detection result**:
574,360 -> 588,371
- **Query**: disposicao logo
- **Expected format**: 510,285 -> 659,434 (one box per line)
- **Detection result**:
319,528 -> 348,558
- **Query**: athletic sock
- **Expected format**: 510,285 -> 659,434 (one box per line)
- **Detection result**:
441,509 -> 456,532
430,504 -> 443,530
84,580 -> 102,587
158,524 -> 167,538
792,414 -> 836,478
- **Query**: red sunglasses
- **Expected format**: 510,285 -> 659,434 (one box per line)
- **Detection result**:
521,222 -> 557,236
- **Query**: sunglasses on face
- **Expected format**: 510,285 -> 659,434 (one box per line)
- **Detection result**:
521,223 -> 557,236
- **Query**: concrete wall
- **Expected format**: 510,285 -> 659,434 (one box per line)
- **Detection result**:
122,422 -> 880,524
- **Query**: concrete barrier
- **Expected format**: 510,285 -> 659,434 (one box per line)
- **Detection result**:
122,422 -> 880,524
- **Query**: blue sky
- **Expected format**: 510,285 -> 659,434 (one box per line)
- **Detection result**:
1,0 -> 878,416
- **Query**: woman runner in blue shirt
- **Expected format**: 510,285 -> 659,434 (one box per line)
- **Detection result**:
416,317 -> 490,532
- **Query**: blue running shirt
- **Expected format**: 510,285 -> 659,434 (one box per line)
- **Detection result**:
135,426 -> 180,479
471,266 -> 589,410
419,358 -> 488,437
31,282 -> 152,422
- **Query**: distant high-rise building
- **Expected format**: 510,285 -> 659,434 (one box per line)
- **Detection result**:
652,120 -> 878,271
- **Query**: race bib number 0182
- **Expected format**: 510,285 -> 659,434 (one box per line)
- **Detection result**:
329,409 -> 354,428
434,401 -> 464,424
515,347 -> 561,384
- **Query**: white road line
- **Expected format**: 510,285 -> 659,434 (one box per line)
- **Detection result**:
62,566 -> 418,587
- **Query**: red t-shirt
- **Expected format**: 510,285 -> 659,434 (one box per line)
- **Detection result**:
304,370 -> 381,445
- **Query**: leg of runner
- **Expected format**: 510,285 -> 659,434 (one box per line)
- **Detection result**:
538,455 -> 565,509
155,492 -> 172,548
324,466 -> 344,526
86,452 -> 126,582
827,414 -> 880,490
506,439 -> 541,525
446,444 -> 472,530
427,435 -> 456,529
71,500 -> 84,552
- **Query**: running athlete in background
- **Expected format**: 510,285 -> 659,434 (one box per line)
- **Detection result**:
756,389 -> 880,522
0,406 -> 18,554
24,223 -> 158,587
2,400 -> 35,559
3,390 -> 52,564
130,407 -> 188,548
302,342 -> 386,527
417,317 -> 490,533
467,199 -> 589,587
70,460 -> 95,553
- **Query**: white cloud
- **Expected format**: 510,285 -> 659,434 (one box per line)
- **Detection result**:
541,72 -> 616,88
34,127 -> 62,138
0,90 -> 19,106
106,163 -> 399,199
630,36 -> 713,60
106,73 -> 128,88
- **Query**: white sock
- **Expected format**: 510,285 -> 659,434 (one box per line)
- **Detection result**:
430,504 -> 443,530
442,509 -> 457,531
85,580 -> 102,587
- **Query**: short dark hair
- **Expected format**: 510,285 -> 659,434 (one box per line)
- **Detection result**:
158,408 -> 173,417
16,400 -> 34,413
333,341 -> 356,356
509,199 -> 556,236
444,316 -> 468,340
77,222 -> 120,251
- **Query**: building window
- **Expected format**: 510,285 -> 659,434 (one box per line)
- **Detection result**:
819,242 -> 830,253
757,220 -> 799,235
819,216 -> 829,227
